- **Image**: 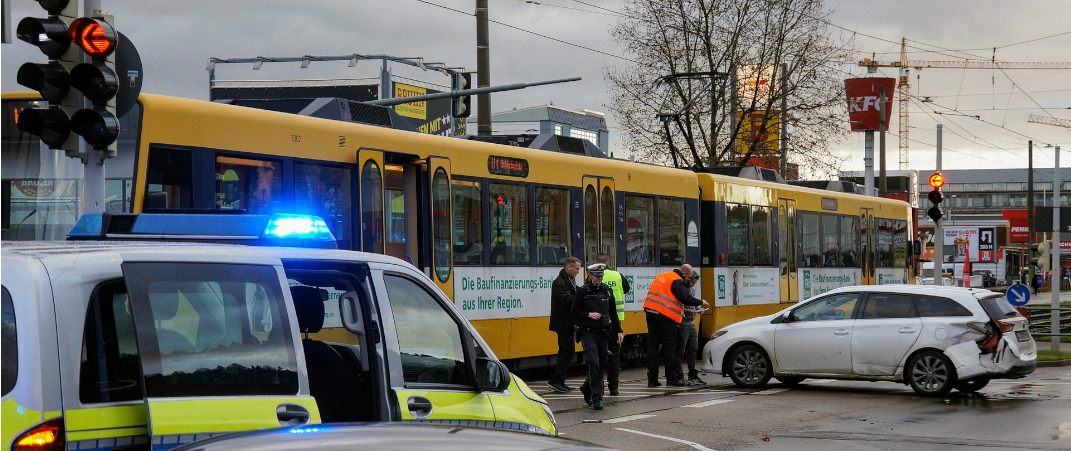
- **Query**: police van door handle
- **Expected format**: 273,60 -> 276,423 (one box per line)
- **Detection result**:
276,403 -> 311,426
408,396 -> 434,419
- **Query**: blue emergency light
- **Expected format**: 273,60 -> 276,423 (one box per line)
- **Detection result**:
68,212 -> 337,248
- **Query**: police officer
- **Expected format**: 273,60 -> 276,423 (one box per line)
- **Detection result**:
594,252 -> 630,396
572,263 -> 622,410
643,264 -> 708,387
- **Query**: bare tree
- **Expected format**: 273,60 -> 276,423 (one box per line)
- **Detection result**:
606,0 -> 853,178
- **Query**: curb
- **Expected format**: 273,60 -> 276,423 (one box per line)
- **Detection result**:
1038,359 -> 1071,368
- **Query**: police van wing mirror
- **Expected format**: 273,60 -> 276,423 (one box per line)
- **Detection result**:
781,310 -> 795,323
340,290 -> 370,372
476,357 -> 511,392
145,191 -> 168,211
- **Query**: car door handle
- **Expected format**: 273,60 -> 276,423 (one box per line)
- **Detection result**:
833,329 -> 850,336
408,396 -> 433,419
898,327 -> 917,334
276,403 -> 311,426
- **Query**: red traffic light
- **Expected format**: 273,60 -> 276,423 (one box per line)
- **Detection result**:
927,173 -> 945,189
69,18 -> 117,57
495,194 -> 506,206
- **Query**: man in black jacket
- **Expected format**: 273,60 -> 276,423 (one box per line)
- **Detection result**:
572,263 -> 622,410
548,256 -> 582,392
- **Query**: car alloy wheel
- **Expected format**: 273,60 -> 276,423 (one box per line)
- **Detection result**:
907,350 -> 956,396
953,377 -> 991,393
728,344 -> 772,388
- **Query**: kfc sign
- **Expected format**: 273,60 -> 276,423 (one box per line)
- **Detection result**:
844,78 -> 895,131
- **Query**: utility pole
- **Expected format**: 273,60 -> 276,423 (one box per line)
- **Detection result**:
475,0 -> 491,136
1050,145 -> 1061,352
878,86 -> 887,197
1028,141 -> 1035,290
780,62 -> 788,177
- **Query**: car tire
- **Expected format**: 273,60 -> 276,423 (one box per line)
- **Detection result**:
727,344 -> 772,388
907,350 -> 956,397
954,377 -> 991,393
774,376 -> 805,386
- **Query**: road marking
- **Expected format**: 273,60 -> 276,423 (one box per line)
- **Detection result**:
752,388 -> 790,395
671,391 -> 743,396
684,399 -> 733,408
806,379 -> 837,384
603,414 -> 656,424
615,427 -> 715,451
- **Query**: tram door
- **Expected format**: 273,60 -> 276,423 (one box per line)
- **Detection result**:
582,176 -> 616,269
859,208 -> 876,285
357,150 -> 442,273
778,198 -> 797,302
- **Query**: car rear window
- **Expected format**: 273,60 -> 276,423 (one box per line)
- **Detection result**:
978,294 -> 1021,319
914,295 -> 972,317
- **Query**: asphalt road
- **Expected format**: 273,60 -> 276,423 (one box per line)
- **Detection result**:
531,365 -> 1071,450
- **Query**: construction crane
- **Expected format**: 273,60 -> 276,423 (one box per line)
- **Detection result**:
1027,114 -> 1071,129
858,37 -> 1071,169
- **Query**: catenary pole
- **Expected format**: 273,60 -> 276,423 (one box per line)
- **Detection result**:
932,124 -> 943,284
1052,145 -> 1061,352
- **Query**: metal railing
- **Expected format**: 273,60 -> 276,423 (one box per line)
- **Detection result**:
1023,306 -> 1071,339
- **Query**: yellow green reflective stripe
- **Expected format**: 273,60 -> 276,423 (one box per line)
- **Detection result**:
1,398 -> 57,449
66,405 -> 147,441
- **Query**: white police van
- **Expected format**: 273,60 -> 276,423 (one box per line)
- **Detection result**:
2,213 -> 555,451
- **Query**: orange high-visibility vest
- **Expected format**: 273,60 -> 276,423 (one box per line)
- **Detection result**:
643,271 -> 684,323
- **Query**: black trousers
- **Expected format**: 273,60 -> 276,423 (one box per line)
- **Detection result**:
580,331 -> 609,402
551,329 -> 575,385
607,336 -> 621,392
646,311 -> 682,383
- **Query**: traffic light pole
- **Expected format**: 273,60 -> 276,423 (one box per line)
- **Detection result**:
932,124 -> 943,285
81,0 -> 105,213
1051,145 -> 1061,352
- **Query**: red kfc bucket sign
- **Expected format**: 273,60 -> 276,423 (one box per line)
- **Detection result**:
845,78 -> 895,131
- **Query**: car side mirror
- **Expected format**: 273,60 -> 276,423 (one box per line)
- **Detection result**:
781,310 -> 795,322
476,357 -> 511,392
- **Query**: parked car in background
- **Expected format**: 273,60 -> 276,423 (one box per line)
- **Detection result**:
701,285 -> 1036,397
173,423 -> 609,451
972,270 -> 996,287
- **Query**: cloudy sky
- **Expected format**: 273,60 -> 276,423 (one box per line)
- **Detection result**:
4,0 -> 1069,173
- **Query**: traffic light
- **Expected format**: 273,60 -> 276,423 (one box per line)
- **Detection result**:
1032,240 -> 1052,272
452,72 -> 472,118
68,15 -> 120,157
926,172 -> 944,223
15,0 -> 80,154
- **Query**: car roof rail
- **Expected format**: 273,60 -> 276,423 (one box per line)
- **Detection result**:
67,212 -> 338,249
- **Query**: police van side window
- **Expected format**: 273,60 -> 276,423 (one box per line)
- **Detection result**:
2,287 -> 16,396
383,274 -> 470,386
81,280 -> 143,403
123,263 -> 298,397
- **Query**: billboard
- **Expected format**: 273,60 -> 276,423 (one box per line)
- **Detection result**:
844,77 -> 895,131
736,110 -> 780,155
391,81 -> 464,136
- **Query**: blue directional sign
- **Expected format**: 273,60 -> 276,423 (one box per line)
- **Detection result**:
1006,283 -> 1031,307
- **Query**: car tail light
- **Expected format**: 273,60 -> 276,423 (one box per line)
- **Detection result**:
994,319 -> 1014,333
13,418 -> 65,451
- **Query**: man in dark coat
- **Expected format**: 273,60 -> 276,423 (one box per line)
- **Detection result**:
548,256 -> 582,392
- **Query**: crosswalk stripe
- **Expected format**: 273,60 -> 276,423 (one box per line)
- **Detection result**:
684,399 -> 733,408
603,414 -> 657,423
752,388 -> 790,395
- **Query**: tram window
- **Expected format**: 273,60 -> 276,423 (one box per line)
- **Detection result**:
489,182 -> 530,265
752,206 -> 773,266
295,163 -> 351,248
535,187 -> 570,265
383,165 -> 407,257
821,214 -> 840,267
584,186 -> 598,264
877,219 -> 894,267
452,180 -> 483,265
625,195 -> 655,265
892,220 -> 908,268
216,156 -> 282,214
432,168 -> 451,282
601,186 -> 616,265
361,160 -> 384,254
799,212 -> 820,268
840,215 -> 858,267
726,203 -> 749,266
146,146 -> 193,209
659,198 -> 686,265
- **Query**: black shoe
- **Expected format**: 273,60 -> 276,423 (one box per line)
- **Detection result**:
561,383 -> 574,391
593,400 -> 603,410
580,384 -> 592,405
667,379 -> 687,387
547,381 -> 568,393
647,381 -> 662,388
609,389 -> 619,396
688,378 -> 707,386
